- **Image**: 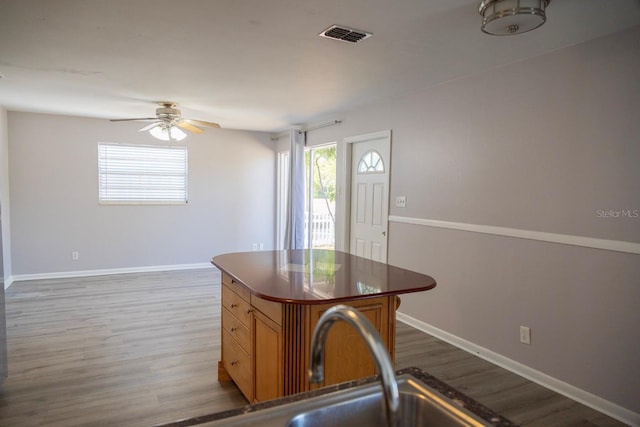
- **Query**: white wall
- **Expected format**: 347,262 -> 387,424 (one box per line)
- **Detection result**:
8,112 -> 276,275
307,26 -> 640,417
0,107 -> 11,287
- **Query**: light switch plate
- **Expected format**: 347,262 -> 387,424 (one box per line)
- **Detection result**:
395,196 -> 406,208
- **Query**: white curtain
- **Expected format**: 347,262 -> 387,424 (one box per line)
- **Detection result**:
284,129 -> 306,250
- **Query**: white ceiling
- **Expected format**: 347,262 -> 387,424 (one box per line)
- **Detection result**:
1,0 -> 639,133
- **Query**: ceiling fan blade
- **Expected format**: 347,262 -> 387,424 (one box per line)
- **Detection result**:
176,121 -> 204,134
110,117 -> 157,122
184,119 -> 220,128
138,122 -> 161,132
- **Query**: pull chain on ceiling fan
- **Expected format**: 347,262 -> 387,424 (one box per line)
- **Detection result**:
110,102 -> 220,141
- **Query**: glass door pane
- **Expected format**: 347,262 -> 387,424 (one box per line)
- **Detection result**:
305,145 -> 336,249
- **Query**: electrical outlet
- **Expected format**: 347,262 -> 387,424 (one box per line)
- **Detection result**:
259,243 -> 264,250
395,196 -> 407,208
251,243 -> 258,251
520,326 -> 531,345
72,251 -> 80,261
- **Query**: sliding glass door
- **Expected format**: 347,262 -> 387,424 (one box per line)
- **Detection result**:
305,145 -> 336,249
277,144 -> 336,250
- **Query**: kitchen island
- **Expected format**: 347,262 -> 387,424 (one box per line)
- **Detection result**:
211,249 -> 436,403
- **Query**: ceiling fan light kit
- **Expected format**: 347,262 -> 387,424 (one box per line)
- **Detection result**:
478,0 -> 549,36
148,124 -> 187,141
110,102 -> 220,141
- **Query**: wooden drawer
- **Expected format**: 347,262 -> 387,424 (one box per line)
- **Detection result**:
222,328 -> 253,401
222,307 -> 251,353
222,285 -> 252,328
222,272 -> 250,301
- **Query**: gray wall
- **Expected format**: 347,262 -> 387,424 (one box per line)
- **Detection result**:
0,108 -> 11,286
8,112 -> 276,275
307,26 -> 640,414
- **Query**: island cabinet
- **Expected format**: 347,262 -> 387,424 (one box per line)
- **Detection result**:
213,250 -> 436,403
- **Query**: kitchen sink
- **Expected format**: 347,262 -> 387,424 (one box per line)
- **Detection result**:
287,376 -> 488,427
199,374 -> 492,426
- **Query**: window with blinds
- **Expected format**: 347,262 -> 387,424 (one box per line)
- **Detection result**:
98,143 -> 188,204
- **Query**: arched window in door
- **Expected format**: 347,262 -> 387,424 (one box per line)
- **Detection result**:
357,150 -> 384,174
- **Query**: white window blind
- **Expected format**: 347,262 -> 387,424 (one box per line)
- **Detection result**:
98,143 -> 188,204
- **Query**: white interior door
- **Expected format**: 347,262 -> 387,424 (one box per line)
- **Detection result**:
349,135 -> 390,262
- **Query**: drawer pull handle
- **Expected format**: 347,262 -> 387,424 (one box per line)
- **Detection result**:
231,279 -> 236,284
230,327 -> 237,332
230,361 -> 238,366
246,309 -> 253,314
230,303 -> 238,308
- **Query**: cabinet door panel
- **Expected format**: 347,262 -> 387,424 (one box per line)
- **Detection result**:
308,297 -> 391,387
254,311 -> 283,402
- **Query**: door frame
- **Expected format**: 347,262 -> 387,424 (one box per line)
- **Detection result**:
335,129 -> 391,254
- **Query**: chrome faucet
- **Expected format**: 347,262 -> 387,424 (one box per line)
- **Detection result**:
308,304 -> 400,427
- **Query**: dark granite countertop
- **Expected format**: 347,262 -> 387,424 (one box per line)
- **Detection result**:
155,367 -> 517,427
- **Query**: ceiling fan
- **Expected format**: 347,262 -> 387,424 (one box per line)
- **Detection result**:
110,102 -> 220,141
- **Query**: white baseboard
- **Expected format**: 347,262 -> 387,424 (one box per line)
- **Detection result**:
397,312 -> 640,427
7,263 -> 215,288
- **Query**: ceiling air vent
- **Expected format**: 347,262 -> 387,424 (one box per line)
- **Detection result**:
319,25 -> 372,43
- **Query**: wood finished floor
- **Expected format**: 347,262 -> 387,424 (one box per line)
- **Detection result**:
0,269 -> 626,426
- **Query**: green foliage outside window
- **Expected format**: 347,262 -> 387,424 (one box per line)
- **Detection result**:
305,145 -> 337,222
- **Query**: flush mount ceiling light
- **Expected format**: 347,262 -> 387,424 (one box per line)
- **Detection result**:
479,0 -> 550,36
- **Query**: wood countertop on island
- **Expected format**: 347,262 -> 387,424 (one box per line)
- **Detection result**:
211,249 -> 436,304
